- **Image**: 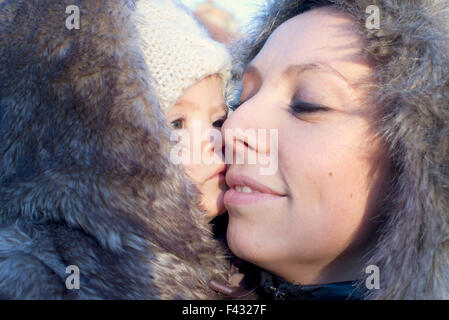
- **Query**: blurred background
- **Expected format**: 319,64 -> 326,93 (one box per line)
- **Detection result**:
180,0 -> 269,44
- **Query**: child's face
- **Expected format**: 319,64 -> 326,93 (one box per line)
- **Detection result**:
167,75 -> 227,220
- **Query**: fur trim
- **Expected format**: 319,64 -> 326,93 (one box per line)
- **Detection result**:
231,0 -> 449,299
0,0 -> 229,299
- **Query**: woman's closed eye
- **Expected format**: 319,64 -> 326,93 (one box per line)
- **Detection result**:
289,100 -> 330,116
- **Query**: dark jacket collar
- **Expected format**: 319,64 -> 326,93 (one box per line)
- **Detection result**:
257,270 -> 364,300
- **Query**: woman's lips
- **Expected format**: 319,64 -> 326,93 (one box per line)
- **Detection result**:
224,173 -> 286,206
224,188 -> 283,206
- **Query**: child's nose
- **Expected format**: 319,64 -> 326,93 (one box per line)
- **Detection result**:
201,125 -> 225,163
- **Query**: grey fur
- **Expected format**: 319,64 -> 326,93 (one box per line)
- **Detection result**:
231,0 -> 449,299
0,0 -> 229,299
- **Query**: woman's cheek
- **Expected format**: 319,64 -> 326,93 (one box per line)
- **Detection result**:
281,125 -> 368,255
314,144 -> 381,251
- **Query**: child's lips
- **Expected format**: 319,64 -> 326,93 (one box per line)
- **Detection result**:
205,165 -> 227,183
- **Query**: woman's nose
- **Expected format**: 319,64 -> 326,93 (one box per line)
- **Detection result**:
222,98 -> 263,157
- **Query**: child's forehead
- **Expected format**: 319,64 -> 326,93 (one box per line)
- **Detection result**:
172,98 -> 227,114
173,91 -> 227,115
168,74 -> 228,116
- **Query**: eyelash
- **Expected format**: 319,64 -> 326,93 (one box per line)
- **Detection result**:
170,117 -> 226,129
231,100 -> 327,117
213,117 -> 226,128
289,101 -> 329,116
170,118 -> 184,130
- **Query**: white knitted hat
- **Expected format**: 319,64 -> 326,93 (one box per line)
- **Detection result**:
136,0 -> 232,113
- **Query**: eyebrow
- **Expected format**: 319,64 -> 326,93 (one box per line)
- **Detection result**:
285,62 -> 353,88
244,61 -> 353,88
175,99 -> 226,113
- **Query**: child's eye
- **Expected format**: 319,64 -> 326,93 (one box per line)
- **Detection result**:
212,117 -> 226,129
170,119 -> 184,130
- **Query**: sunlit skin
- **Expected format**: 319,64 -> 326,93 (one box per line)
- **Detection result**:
167,75 -> 227,221
222,7 -> 391,285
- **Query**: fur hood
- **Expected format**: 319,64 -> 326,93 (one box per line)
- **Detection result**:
0,0 -> 228,299
231,0 -> 449,299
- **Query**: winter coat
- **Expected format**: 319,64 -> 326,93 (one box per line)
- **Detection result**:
0,0 -> 229,299
231,0 -> 449,299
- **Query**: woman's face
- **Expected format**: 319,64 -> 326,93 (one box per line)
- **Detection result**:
223,7 -> 390,284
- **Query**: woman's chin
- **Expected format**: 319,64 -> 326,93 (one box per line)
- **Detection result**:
226,215 -> 263,263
